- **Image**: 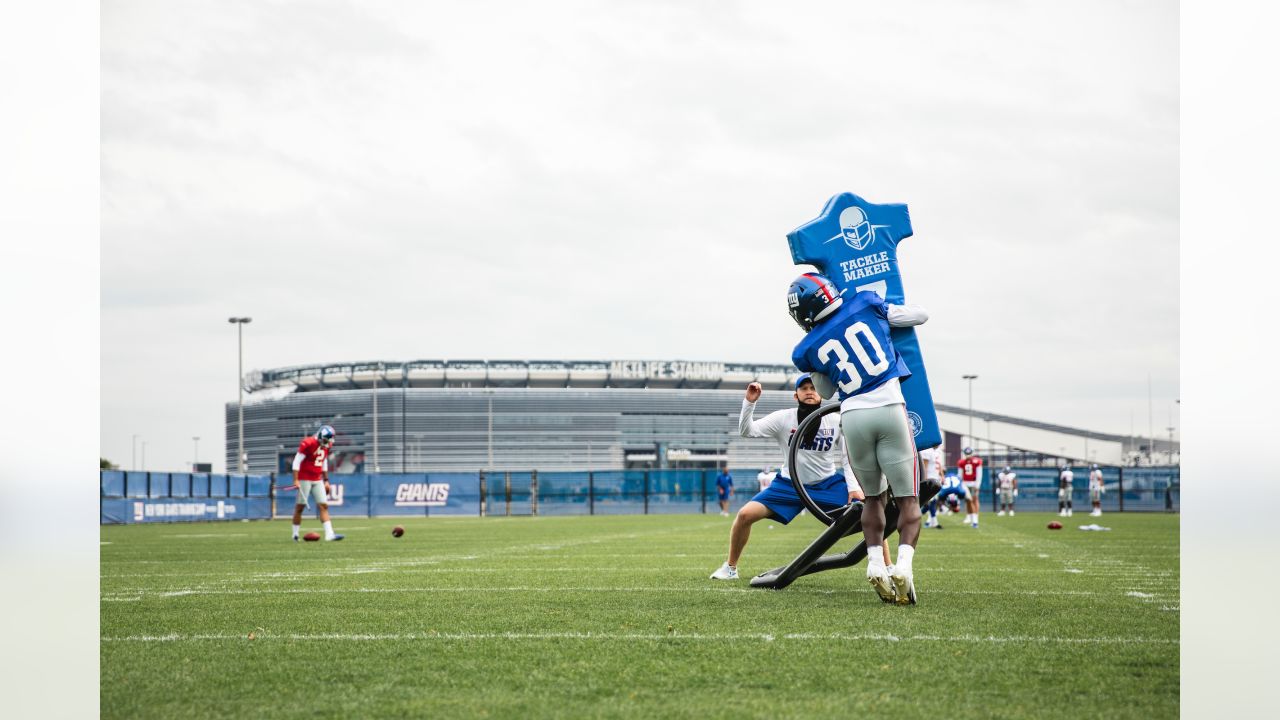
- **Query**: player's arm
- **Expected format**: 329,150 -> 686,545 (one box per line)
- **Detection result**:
809,372 -> 836,400
739,384 -> 787,439
291,451 -> 305,484
886,303 -> 929,328
835,433 -> 863,501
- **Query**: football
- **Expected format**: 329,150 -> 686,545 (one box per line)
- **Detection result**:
303,532 -> 322,542
392,526 -> 405,538
1047,521 -> 1063,530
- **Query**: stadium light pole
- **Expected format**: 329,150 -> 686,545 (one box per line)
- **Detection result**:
372,363 -> 380,472
962,375 -> 978,447
228,317 -> 252,472
141,441 -> 147,471
132,434 -> 139,470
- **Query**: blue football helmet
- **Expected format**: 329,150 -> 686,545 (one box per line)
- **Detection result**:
963,446 -> 973,456
317,425 -> 336,447
787,273 -> 843,331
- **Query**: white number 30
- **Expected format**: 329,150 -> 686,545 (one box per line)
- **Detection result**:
816,322 -> 891,393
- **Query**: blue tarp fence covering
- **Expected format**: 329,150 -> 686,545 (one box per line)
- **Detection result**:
101,465 -> 1179,523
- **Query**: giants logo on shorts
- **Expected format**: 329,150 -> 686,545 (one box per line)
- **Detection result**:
326,483 -> 344,506
906,411 -> 923,437
395,483 -> 450,507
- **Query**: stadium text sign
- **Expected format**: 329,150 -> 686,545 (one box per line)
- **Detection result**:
609,361 -> 725,381
394,482 -> 451,507
133,500 -> 239,522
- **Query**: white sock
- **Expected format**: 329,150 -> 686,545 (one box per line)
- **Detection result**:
896,545 -> 915,575
323,520 -> 334,539
292,524 -> 300,538
867,546 -> 885,572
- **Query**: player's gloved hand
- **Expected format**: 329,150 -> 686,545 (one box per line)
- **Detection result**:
1013,489 -> 1018,497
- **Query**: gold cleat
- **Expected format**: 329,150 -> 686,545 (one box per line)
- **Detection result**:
891,572 -> 917,605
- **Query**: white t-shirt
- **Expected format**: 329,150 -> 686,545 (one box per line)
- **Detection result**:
997,471 -> 1016,490
1089,469 -> 1103,488
757,470 -> 773,490
918,447 -> 943,481
739,400 -> 859,492
1060,469 -> 1075,487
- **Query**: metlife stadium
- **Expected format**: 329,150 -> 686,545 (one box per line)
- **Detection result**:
227,359 -> 804,475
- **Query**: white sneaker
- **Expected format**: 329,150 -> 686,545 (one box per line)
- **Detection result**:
709,562 -> 738,580
1067,509 -> 1073,517
1009,510 -> 1015,516
890,569 -> 917,605
868,565 -> 896,603
997,510 -> 1006,517
1059,509 -> 1066,517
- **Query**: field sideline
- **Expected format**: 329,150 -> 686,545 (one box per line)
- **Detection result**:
101,512 -> 1179,719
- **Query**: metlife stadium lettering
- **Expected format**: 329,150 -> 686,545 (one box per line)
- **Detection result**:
608,360 -> 725,381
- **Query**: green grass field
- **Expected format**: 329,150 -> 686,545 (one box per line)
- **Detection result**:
101,512 -> 1179,719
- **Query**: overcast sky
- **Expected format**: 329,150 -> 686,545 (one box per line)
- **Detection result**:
101,0 -> 1178,473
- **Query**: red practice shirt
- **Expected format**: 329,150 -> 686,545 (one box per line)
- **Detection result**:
958,456 -> 983,482
296,437 -> 330,481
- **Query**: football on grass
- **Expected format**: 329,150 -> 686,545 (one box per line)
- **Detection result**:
1047,521 -> 1063,530
303,532 -> 321,542
392,526 -> 405,538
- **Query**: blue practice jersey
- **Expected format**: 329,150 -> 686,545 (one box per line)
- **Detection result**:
791,291 -> 911,402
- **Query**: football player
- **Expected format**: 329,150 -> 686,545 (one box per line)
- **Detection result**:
1088,464 -> 1105,516
996,466 -> 1017,516
1058,461 -> 1075,517
918,446 -> 944,527
925,472 -> 967,529
710,375 -> 872,580
291,425 -> 344,542
788,272 -> 929,605
957,447 -> 983,528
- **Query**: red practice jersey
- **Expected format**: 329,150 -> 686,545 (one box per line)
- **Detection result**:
958,456 -> 983,482
296,437 -> 330,481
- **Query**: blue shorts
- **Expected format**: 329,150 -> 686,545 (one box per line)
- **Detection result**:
749,473 -> 849,525
717,487 -> 731,501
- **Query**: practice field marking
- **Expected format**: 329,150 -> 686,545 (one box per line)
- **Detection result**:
165,533 -> 251,538
101,630 -> 1179,646
99,585 -> 1160,601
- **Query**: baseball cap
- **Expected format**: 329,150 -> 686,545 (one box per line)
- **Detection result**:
794,373 -> 814,390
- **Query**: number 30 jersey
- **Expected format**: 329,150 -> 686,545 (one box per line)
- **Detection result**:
792,291 -> 917,411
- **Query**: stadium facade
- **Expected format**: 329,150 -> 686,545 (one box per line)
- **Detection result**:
226,358 -> 1181,474
226,359 -> 806,475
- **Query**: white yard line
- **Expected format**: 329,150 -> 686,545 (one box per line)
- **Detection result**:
101,630 -> 1178,645
99,585 -> 1158,600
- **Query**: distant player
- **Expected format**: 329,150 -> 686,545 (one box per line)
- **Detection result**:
957,447 -> 983,528
1058,462 -> 1075,517
918,447 -> 944,527
996,466 -> 1017,516
1088,464 -> 1105,516
715,466 -> 734,516
710,375 -> 868,581
789,273 -> 929,605
757,467 -> 773,492
925,472 -> 967,529
291,425 -> 344,542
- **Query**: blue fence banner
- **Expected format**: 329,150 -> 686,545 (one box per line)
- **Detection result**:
101,467 -> 1176,524
101,471 -> 125,497
100,497 -> 272,524
125,471 -> 148,498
